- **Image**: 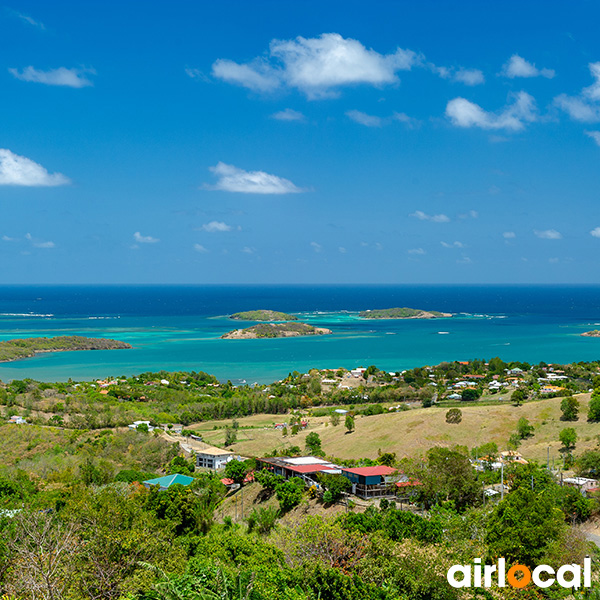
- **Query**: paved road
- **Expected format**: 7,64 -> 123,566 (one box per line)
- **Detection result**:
584,532 -> 600,547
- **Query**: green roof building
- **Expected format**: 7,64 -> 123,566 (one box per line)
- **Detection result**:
143,473 -> 194,491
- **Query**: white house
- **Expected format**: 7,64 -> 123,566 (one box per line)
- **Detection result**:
196,446 -> 234,470
128,420 -> 154,432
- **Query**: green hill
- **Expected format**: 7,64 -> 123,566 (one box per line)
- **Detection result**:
230,309 -> 298,321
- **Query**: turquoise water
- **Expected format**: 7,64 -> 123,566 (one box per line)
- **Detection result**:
0,285 -> 599,383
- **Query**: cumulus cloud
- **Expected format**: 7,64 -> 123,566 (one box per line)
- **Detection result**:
500,55 -> 555,79
133,232 -> 159,244
310,241 -> 322,253
441,241 -> 465,248
206,162 -> 303,194
503,231 -> 516,239
271,108 -> 305,121
446,91 -> 537,131
0,149 -> 70,186
408,247 -> 426,255
555,62 -> 600,122
534,229 -> 562,240
590,227 -> 600,238
193,243 -> 209,253
410,210 -> 450,223
9,66 -> 95,88
453,68 -> 485,86
585,131 -> 600,146
212,33 -> 420,98
201,221 -> 232,233
242,246 -> 255,254
338,246 -> 347,254
184,67 -> 210,82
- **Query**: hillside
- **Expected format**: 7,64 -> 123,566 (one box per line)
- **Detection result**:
192,394 -> 596,464
0,335 -> 131,363
222,322 -> 332,339
359,307 -> 452,319
230,309 -> 298,321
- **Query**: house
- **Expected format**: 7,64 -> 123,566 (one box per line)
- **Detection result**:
340,465 -> 401,499
128,420 -> 154,432
220,472 -> 255,489
256,456 -> 342,483
563,477 -> 598,495
499,451 -> 528,465
143,473 -> 194,491
196,447 -> 234,470
8,415 -> 26,425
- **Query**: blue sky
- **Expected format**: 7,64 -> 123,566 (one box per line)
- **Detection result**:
2,0 -> 600,283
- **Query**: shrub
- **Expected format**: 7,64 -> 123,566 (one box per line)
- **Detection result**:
445,408 -> 462,424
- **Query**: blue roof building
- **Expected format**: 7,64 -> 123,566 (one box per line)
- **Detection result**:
143,473 -> 195,491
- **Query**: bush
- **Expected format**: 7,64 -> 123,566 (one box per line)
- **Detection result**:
445,408 -> 462,424
275,477 -> 304,512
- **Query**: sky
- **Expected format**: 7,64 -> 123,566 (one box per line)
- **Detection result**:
2,0 -> 600,284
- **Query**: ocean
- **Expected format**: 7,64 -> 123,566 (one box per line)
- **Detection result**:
0,284 -> 599,384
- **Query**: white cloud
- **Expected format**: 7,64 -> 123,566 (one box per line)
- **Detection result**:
12,10 -> 45,29
9,66 -> 95,88
242,246 -> 255,254
201,221 -> 232,233
503,231 -> 516,239
310,241 -> 322,253
408,247 -> 426,255
555,62 -> 600,122
410,210 -> 450,223
133,232 -> 159,244
500,55 -> 555,79
212,33 -> 420,98
585,131 -> 600,146
590,227 -> 600,238
346,110 -> 383,127
347,109 -> 419,128
206,162 -> 303,194
534,229 -> 562,240
271,108 -> 305,121
193,243 -> 208,253
338,246 -> 347,254
441,241 -> 465,248
452,68 -> 485,86
446,91 -> 537,131
185,67 -> 210,82
0,149 -> 70,186
25,233 -> 54,248
2,235 -> 16,242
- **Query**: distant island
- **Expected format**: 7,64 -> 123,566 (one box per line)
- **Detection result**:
222,322 -> 332,339
230,309 -> 298,321
0,336 -> 132,363
359,307 -> 452,319
581,330 -> 600,337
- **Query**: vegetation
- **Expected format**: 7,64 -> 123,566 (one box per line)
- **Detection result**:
0,336 -> 131,363
230,309 -> 298,321
221,322 -> 331,339
358,307 -> 451,319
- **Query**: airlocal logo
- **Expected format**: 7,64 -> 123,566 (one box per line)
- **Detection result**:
447,558 -> 592,589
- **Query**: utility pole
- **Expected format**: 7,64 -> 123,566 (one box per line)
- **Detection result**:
501,463 -> 504,501
547,446 -> 550,470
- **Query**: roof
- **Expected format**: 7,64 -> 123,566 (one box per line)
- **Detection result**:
196,447 -> 233,457
286,463 -> 336,474
342,466 -> 398,477
143,474 -> 195,488
284,456 -> 329,466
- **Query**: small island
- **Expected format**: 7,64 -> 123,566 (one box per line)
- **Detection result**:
0,336 -> 132,363
581,330 -> 600,337
359,307 -> 452,319
222,322 -> 332,339
230,309 -> 298,321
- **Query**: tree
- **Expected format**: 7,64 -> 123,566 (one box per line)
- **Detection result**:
560,396 -> 580,421
461,388 -> 479,402
317,473 -> 352,501
224,459 -> 248,485
275,477 -> 304,512
168,455 -> 194,476
345,414 -> 355,433
511,389 -> 527,406
445,408 -> 462,424
411,447 -> 482,511
486,487 -> 566,566
588,392 -> 600,422
224,427 -> 237,447
330,413 -> 340,427
136,422 -> 149,433
305,432 -> 323,455
559,427 -> 577,467
516,417 -> 534,439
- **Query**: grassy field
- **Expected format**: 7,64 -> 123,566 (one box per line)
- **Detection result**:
191,394 -> 600,464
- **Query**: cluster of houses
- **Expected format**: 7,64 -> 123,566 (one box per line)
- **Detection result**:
7,415 -> 26,425
255,455 -> 419,499
273,420 -> 308,430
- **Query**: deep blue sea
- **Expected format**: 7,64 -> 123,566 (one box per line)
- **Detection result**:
0,285 -> 600,383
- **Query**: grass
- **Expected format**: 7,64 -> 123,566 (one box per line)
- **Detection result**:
191,394 -> 599,464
